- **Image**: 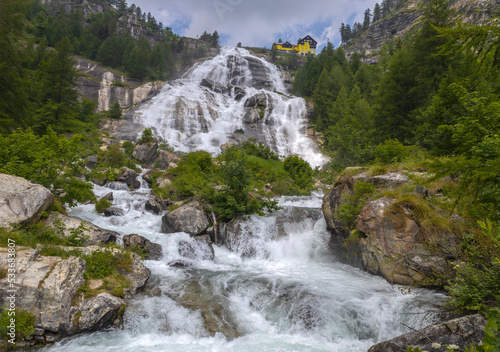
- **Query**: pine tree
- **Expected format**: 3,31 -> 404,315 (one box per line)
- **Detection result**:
373,3 -> 381,22
363,9 -> 371,30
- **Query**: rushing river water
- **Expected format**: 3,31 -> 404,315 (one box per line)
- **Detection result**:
35,181 -> 446,352
42,47 -> 444,351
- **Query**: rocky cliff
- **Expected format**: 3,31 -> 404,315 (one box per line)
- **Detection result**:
347,0 -> 500,63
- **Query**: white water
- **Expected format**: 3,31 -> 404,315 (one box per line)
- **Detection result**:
41,180 -> 445,352
135,47 -> 327,168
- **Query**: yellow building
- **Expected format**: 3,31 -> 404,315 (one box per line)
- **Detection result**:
274,35 -> 317,55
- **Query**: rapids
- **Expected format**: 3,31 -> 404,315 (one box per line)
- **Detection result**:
40,181 -> 445,352
43,48 -> 444,351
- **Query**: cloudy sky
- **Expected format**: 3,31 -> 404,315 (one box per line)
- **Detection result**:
131,0 -> 379,50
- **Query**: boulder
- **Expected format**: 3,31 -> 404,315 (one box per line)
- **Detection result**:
85,155 -> 98,168
132,141 -> 158,165
123,234 -> 163,260
100,192 -> 114,202
103,207 -> 125,217
243,108 -> 263,124
72,293 -> 125,333
352,171 -> 409,189
157,176 -> 172,189
161,201 -> 210,236
44,213 -> 118,245
368,314 -> 486,352
233,86 -> 246,100
200,78 -> 230,94
356,197 -> 459,286
145,194 -> 171,214
0,174 -> 54,228
116,167 -> 141,190
244,93 -> 267,108
178,235 -> 215,261
157,150 -> 180,169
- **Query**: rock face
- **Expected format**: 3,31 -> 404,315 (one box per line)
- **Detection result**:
132,141 -> 158,165
368,314 -> 487,352
44,213 -> 118,245
356,197 -> 459,286
157,150 -> 180,169
347,0 -> 500,64
0,248 -> 124,343
0,174 -> 54,228
123,234 -> 163,260
75,58 -> 166,112
352,171 -> 409,189
145,194 -> 171,214
161,201 -> 210,236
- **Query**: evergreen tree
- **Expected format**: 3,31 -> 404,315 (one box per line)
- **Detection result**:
312,69 -> 337,129
373,3 -> 381,22
212,30 -> 220,47
107,100 -> 122,119
363,9 -> 371,30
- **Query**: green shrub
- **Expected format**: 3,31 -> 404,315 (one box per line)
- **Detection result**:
335,181 -> 375,229
374,139 -> 409,164
158,141 -> 174,152
95,199 -> 112,213
122,141 -> 134,157
107,101 -> 122,119
283,155 -> 314,191
82,248 -> 132,280
0,309 -> 35,340
139,128 -> 155,143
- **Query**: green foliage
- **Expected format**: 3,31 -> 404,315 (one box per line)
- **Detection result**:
374,139 -> 409,164
81,248 -> 132,280
283,155 -> 314,190
95,199 -> 112,213
0,309 -> 35,340
107,101 -> 122,119
0,128 -> 94,206
139,128 -> 155,143
158,141 -> 174,152
122,141 -> 134,157
335,181 -> 375,229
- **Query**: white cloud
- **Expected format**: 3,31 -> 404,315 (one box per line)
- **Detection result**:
131,0 -> 379,48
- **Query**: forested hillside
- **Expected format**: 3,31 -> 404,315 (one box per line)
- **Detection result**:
294,0 -> 500,223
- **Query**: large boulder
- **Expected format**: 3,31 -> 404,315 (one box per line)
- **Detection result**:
244,93 -> 268,108
144,194 -> 171,214
132,141 -> 158,165
161,201 -> 210,236
123,234 -> 163,260
0,174 -> 54,228
44,213 -> 118,245
116,167 -> 141,190
356,197 -> 459,286
243,108 -> 263,124
352,171 -> 409,189
72,293 -> 125,333
368,314 -> 486,352
156,150 -> 180,169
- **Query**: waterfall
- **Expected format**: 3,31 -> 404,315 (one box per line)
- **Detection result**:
134,47 -> 327,168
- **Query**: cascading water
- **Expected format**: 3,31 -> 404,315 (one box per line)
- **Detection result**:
135,47 -> 327,168
42,50 -> 446,351
42,182 -> 445,352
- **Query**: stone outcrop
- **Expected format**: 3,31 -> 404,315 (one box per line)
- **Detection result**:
145,194 -> 171,214
103,206 -> 125,217
132,141 -> 158,165
157,150 -> 180,169
161,201 -> 210,236
352,171 -> 409,189
44,212 -> 118,245
356,197 -> 458,286
346,0 -> 500,64
116,167 -> 141,190
368,314 -> 487,352
75,58 -> 166,112
0,247 -> 128,344
0,174 -> 54,229
123,234 -> 163,260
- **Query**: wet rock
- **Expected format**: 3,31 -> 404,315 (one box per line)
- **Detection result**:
145,194 -> 171,214
168,260 -> 193,268
368,314 -> 487,352
233,86 -> 246,100
123,234 -> 163,260
44,213 -> 118,245
244,93 -> 267,108
104,207 -> 125,217
200,78 -> 230,94
105,181 -> 129,190
72,293 -> 125,332
100,192 -> 114,202
116,167 -> 141,190
178,235 -> 215,261
157,150 -> 180,169
356,197 -> 459,286
161,201 -> 210,236
85,155 -> 98,168
243,108 -> 262,124
0,174 -> 54,229
132,141 -> 158,165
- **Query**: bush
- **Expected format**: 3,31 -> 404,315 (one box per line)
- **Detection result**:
0,309 -> 35,340
95,199 -> 112,213
122,141 -> 134,157
158,141 -> 174,152
374,139 -> 409,164
139,128 -> 155,143
283,155 -> 314,191
82,248 -> 132,280
335,181 -> 375,229
107,101 -> 122,119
